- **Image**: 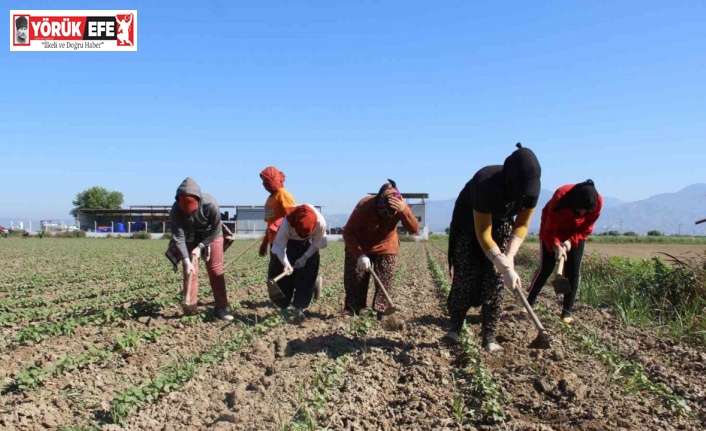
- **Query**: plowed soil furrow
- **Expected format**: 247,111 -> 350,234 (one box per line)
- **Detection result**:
2,239 -> 705,431
103,243 -> 351,430
425,243 -> 701,430
0,246 -> 276,429
113,242 -> 462,431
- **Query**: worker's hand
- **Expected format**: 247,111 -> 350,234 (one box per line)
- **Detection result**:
357,255 -> 371,271
191,246 -> 202,260
388,197 -> 407,213
490,249 -> 512,274
205,245 -> 211,262
283,261 -> 294,275
293,255 -> 308,269
501,268 -> 521,291
562,240 -> 571,253
182,258 -> 194,276
553,243 -> 567,261
258,239 -> 268,257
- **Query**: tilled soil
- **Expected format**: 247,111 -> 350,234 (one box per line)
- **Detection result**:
1,241 -> 704,430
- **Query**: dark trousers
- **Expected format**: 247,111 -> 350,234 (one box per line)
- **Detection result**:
527,240 -> 585,317
267,239 -> 320,309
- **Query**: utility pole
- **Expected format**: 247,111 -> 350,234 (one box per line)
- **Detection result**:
620,219 -> 623,235
678,223 -> 682,236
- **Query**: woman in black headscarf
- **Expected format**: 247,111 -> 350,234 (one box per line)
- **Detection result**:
447,143 -> 542,353
526,180 -> 602,323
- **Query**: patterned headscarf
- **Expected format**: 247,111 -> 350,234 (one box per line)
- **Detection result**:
260,166 -> 285,194
286,205 -> 317,238
375,179 -> 402,218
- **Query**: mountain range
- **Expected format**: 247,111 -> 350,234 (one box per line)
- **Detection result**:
324,183 -> 706,236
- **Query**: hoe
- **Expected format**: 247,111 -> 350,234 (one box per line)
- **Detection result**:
514,285 -> 551,349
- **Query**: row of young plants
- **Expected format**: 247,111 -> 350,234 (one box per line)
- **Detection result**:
6,294 -> 177,348
0,239 -> 151,292
107,250 -> 348,427
2,326 -> 172,394
509,248 -> 698,417
0,277 -> 175,327
67,247 -> 347,429
280,259 -> 352,430
0,253 -> 184,310
107,315 -> 282,425
279,355 -> 353,431
424,245 -> 507,425
512,246 -> 706,348
537,309 -> 691,415
2,243 -> 271,349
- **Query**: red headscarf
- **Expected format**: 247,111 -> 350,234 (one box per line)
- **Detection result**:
286,205 -> 317,238
260,166 -> 285,194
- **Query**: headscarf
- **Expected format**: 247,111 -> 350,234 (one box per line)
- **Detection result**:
260,166 -> 285,194
375,179 -> 403,218
286,205 -> 317,238
503,143 -> 541,206
554,179 -> 599,215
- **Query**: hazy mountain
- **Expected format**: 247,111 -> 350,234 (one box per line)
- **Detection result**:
323,184 -> 706,236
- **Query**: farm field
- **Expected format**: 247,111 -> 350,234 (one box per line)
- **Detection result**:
0,238 -> 704,431
585,243 -> 706,261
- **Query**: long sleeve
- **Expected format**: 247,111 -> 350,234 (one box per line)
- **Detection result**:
303,214 -> 328,258
511,207 -> 535,239
271,218 -> 291,267
343,204 -> 365,259
473,210 -> 497,253
199,205 -> 222,248
541,189 -> 565,251
169,208 -> 189,261
399,206 -> 419,234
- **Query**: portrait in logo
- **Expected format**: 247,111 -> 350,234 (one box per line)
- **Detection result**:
15,15 -> 29,44
115,13 -> 134,46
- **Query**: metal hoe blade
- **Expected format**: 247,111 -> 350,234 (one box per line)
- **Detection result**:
552,255 -> 571,294
514,286 -> 551,349
267,279 -> 286,301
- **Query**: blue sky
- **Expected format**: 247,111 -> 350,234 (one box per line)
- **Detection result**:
2,1 -> 705,224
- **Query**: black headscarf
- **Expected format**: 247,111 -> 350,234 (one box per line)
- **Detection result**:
502,143 -> 541,206
554,179 -> 599,214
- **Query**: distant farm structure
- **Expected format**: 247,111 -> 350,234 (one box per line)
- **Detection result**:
66,193 -> 429,238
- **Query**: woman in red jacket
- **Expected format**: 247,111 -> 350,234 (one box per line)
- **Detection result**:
527,180 -> 602,323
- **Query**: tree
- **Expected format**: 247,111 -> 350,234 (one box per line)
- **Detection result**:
70,186 -> 124,218
647,230 -> 663,236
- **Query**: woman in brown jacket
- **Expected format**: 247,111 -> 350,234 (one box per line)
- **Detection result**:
343,180 -> 419,319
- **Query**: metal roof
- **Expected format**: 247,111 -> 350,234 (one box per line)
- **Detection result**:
367,193 -> 429,199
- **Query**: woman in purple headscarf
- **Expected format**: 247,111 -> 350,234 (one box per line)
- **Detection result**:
342,179 -> 420,319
